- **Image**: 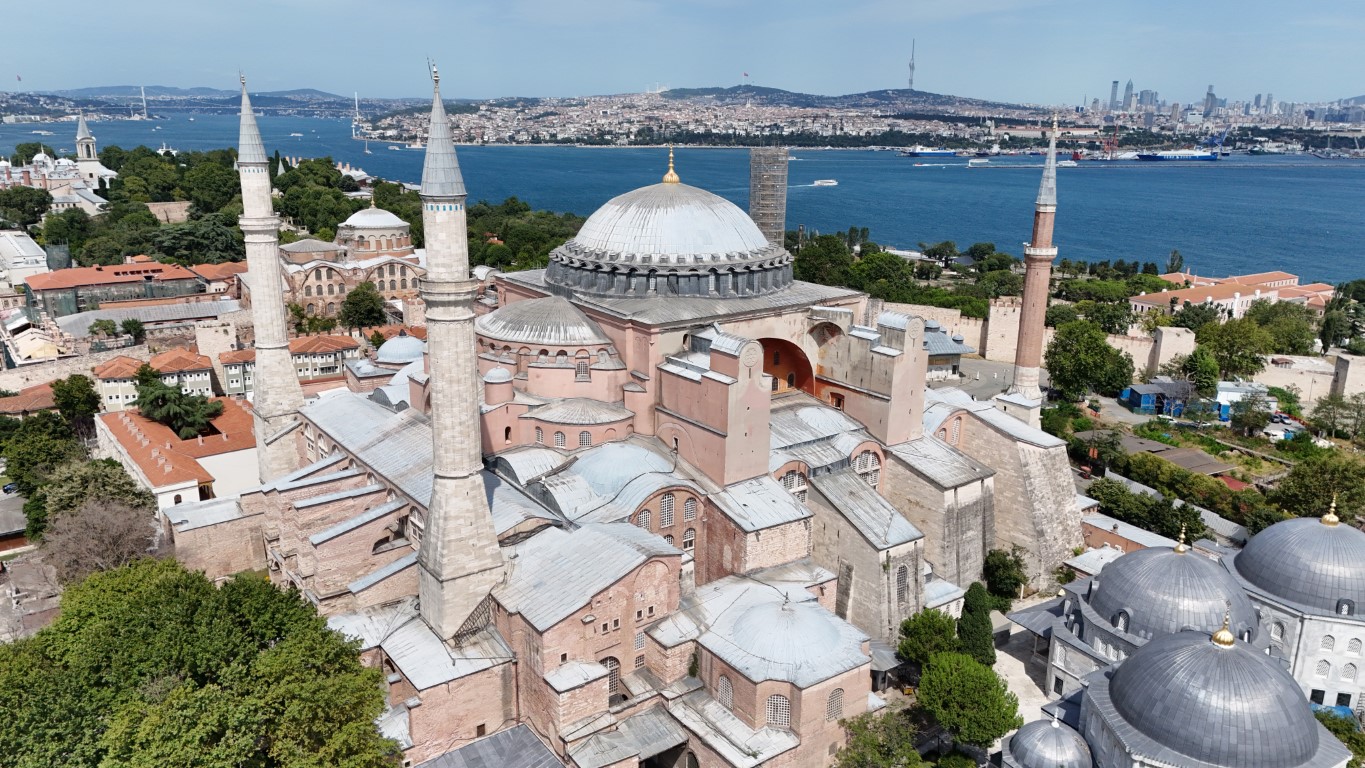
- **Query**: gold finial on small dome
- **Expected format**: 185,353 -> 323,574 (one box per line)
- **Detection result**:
1323,493 -> 1341,527
1174,522 -> 1188,554
1212,608 -> 1236,648
662,144 -> 680,184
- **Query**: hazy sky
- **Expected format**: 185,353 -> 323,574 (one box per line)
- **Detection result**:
17,0 -> 1363,104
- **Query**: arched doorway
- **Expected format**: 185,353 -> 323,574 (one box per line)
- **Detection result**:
758,338 -> 813,395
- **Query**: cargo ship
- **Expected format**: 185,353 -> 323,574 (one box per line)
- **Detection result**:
1135,148 -> 1219,161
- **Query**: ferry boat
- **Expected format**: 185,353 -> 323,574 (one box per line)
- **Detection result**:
1057,160 -> 1078,168
1136,148 -> 1218,161
388,145 -> 402,151
900,145 -> 956,157
812,179 -> 838,186
289,132 -> 304,137
967,159 -> 989,168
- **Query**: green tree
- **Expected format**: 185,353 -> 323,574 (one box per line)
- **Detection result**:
88,318 -> 118,336
794,235 -> 855,286
976,269 -> 1023,298
1085,302 -> 1135,335
1045,303 -> 1079,328
182,160 -> 240,214
834,705 -> 924,768
1244,299 -> 1318,355
1197,317 -> 1274,378
1230,393 -> 1272,437
0,185 -> 55,226
1171,302 -> 1223,333
1269,452 -> 1365,523
41,208 -> 94,251
920,240 -> 960,269
1320,309 -> 1351,350
3,411 -> 83,499
0,559 -> 399,768
134,380 -> 224,439
917,652 -> 1022,748
50,374 -> 101,433
369,331 -> 387,349
339,281 -> 388,330
1317,709 -> 1365,768
151,213 -> 244,265
1165,249 -> 1184,274
10,141 -> 56,165
983,547 -> 1028,605
34,458 -> 154,540
1044,320 -> 1135,400
897,609 -> 959,668
1182,346 -> 1221,397
957,582 -> 995,666
120,318 -> 146,343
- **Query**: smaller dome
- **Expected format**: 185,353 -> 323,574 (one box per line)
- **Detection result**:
729,601 -> 842,668
475,296 -> 610,347
55,158 -> 75,167
31,152 -> 51,163
483,366 -> 513,383
342,206 -> 407,229
1009,719 -> 1093,768
1234,515 -> 1365,615
0,159 -> 11,167
376,332 -> 425,364
1088,546 -> 1257,640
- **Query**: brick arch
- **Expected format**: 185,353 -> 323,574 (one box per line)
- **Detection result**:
757,338 -> 813,395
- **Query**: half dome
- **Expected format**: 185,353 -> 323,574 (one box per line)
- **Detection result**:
1234,516 -> 1365,615
1008,718 -> 1092,768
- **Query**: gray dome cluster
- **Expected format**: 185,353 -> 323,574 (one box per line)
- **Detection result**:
1089,546 -> 1258,640
1008,718 -> 1092,768
544,182 -> 794,299
1234,516 -> 1365,615
1108,630 -> 1320,768
376,332 -> 425,364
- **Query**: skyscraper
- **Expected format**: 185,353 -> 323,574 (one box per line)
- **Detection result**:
1122,80 -> 1134,111
907,39 -> 915,91
1254,93 -> 1263,110
1009,117 -> 1059,402
1109,80 -> 1120,111
1203,85 -> 1217,118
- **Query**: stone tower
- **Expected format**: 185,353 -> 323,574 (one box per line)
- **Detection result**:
74,113 -> 96,162
1008,117 -> 1058,402
748,146 -> 788,246
237,78 -> 306,482
415,66 -> 505,641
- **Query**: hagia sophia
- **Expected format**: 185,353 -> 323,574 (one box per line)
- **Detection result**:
157,71 -> 1360,768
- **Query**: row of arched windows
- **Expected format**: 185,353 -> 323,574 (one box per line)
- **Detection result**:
304,282 -> 347,297
355,235 -> 411,251
1316,660 -> 1358,680
534,426 -> 594,449
712,675 -> 814,729
1319,634 -> 1364,654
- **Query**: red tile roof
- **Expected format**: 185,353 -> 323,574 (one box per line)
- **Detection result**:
218,335 -> 360,365
97,398 -> 256,487
190,262 -> 249,282
26,262 -> 200,292
0,383 -> 55,416
150,348 -> 211,374
92,355 -> 144,381
219,349 -> 255,365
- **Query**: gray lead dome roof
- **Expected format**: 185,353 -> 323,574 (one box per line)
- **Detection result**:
1234,516 -> 1365,615
1089,546 -> 1258,640
1107,631 -> 1320,768
544,182 -> 794,299
1008,719 -> 1093,768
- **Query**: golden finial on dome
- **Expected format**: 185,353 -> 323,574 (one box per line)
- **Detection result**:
1323,493 -> 1341,527
662,144 -> 680,184
1174,523 -> 1188,554
1212,608 -> 1236,648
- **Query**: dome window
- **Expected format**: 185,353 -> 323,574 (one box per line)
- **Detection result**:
1339,599 -> 1356,616
1113,611 -> 1130,632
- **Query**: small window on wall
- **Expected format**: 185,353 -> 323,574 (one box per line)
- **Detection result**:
682,528 -> 695,551
576,361 -> 589,378
896,565 -> 909,604
684,498 -> 697,521
535,427 -> 544,444
554,431 -> 566,448
717,676 -> 733,709
766,694 -> 791,729
579,431 -> 592,448
660,493 -> 675,527
636,509 -> 652,530
826,688 -> 844,721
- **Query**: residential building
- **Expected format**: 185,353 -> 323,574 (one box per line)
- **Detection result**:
92,348 -> 213,412
1136,268 -> 1334,320
190,261 -> 248,295
95,396 -> 257,510
25,261 -> 204,318
219,334 -> 362,397
0,230 -> 50,293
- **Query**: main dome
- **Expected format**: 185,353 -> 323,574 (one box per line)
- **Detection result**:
1234,516 -> 1365,615
544,181 -> 793,299
1105,631 -> 1322,768
1088,545 -> 1258,641
342,206 -> 407,229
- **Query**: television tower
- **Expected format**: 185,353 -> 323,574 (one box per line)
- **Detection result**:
907,40 -> 916,90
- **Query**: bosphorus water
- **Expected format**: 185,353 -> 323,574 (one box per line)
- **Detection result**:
5,114 -> 1363,283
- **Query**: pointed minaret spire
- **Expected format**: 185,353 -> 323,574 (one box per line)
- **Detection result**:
74,111 -> 98,164
415,63 -> 504,642
1007,114 -> 1061,406
74,112 -> 92,141
236,75 -> 305,482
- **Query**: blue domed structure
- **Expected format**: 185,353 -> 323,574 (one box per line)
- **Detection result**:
376,332 -> 424,365
1004,717 -> 1092,768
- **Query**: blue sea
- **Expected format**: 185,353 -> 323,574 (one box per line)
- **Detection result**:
4,114 -> 1364,283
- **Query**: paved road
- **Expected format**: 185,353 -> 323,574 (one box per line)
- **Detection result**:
933,357 -> 1054,403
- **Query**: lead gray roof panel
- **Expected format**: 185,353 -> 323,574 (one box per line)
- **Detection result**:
1005,718 -> 1093,768
924,387 -> 1064,448
888,435 -> 994,489
418,79 -> 467,198
476,295 -> 610,346
710,476 -> 810,532
56,300 -> 242,337
416,725 -> 563,768
568,706 -> 687,768
237,85 -> 268,165
1232,516 -> 1365,616
1086,545 -> 1259,642
810,469 -> 922,550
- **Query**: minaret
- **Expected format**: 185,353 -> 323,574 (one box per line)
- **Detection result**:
237,77 -> 306,481
415,66 -> 504,642
1008,116 -> 1059,402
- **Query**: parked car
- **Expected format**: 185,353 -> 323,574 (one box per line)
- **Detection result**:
3,483 -> 16,494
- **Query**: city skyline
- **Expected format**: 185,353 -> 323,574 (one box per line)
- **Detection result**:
11,0 -> 1363,105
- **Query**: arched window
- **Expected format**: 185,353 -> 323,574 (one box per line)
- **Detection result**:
504,426 -> 512,444
786,372 -> 795,388
1339,600 -> 1356,616
388,264 -> 396,277
535,426 -> 544,444
602,657 -> 620,695
949,417 -> 961,445
717,675 -> 733,709
1271,622 -> 1285,641
766,694 -> 791,728
660,493 -> 675,527
305,284 -> 313,296
1317,660 -> 1331,677
173,494 -> 182,504
400,278 -> 408,290
684,498 -> 697,521
1350,638 -> 1362,655
1113,611 -> 1130,632
826,688 -> 845,721
579,431 -> 592,448
664,535 -> 674,546
326,283 -> 334,295
327,302 -> 335,314
896,565 -> 909,604
1324,635 -> 1337,652
554,431 -> 566,448
1346,664 -> 1359,682
306,303 -> 316,315
636,509 -> 652,530
855,450 -> 881,489
773,350 -> 780,365
682,528 -> 695,551
389,279 -> 397,291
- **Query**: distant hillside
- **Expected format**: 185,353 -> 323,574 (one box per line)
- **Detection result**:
1347,94 -> 1365,105
660,84 -> 1031,113
49,85 -> 346,100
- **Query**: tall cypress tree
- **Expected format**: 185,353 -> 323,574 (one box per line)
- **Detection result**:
958,582 -> 996,666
